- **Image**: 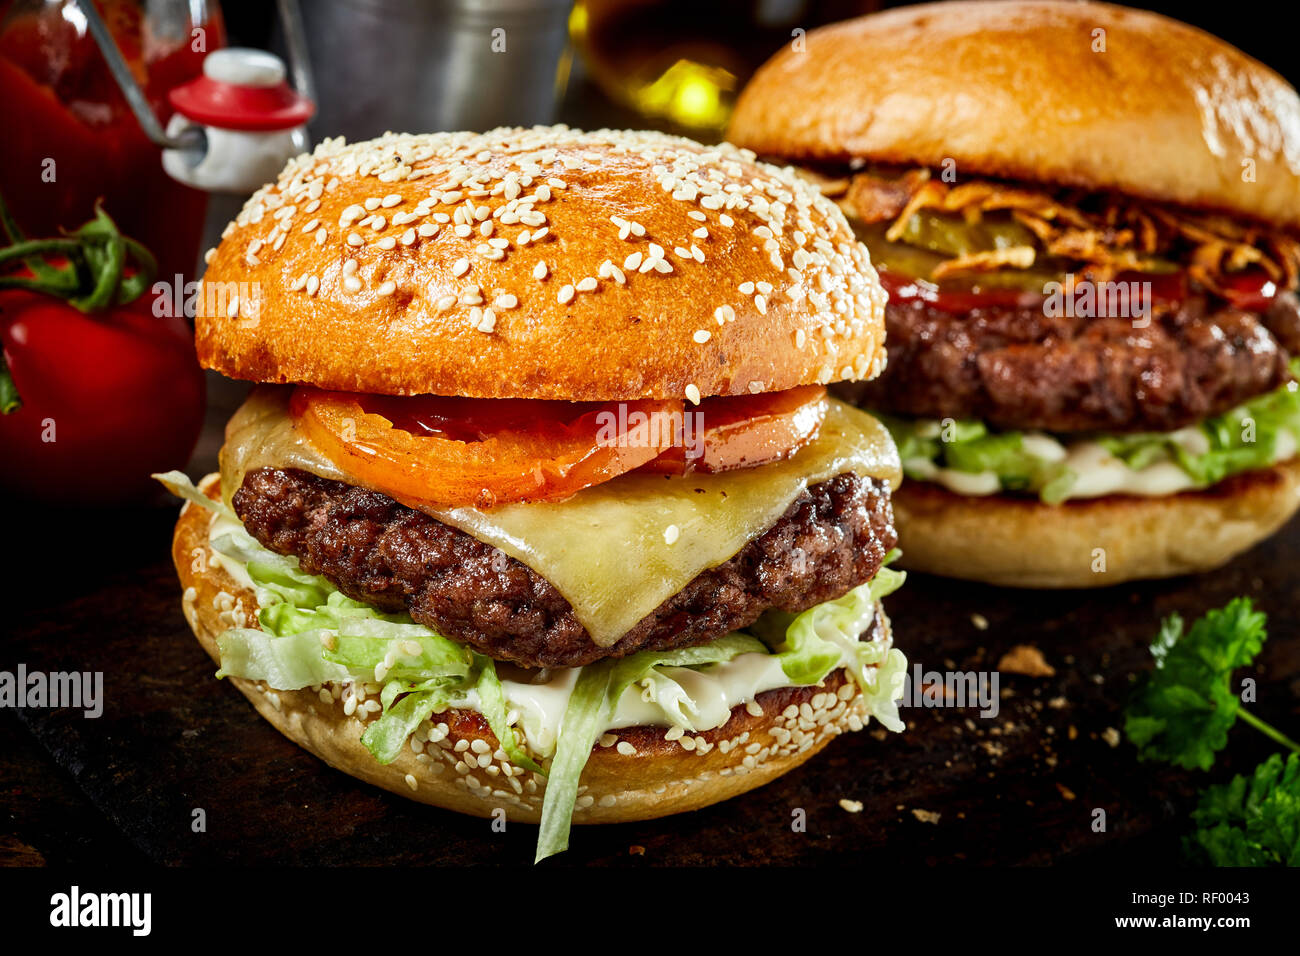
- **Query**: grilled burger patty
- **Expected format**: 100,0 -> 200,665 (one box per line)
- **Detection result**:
838,291 -> 1300,434
233,467 -> 897,668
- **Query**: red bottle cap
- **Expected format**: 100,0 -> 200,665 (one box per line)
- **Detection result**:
169,48 -> 314,132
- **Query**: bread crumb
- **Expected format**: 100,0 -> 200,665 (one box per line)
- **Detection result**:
629,845 -> 645,856
911,808 -> 941,824
970,613 -> 989,631
839,798 -> 864,813
1102,727 -> 1121,748
1056,782 -> 1077,801
997,644 -> 1056,677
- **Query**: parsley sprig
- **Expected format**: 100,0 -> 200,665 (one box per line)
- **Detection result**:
1124,597 -> 1300,866
1187,752 -> 1300,866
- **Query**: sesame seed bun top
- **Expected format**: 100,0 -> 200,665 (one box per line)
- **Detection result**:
727,1 -> 1300,230
197,125 -> 888,401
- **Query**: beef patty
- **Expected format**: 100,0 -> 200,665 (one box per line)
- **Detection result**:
233,467 -> 896,668
839,291 -> 1300,434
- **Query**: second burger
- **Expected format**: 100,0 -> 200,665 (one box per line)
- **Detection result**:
729,0 -> 1300,587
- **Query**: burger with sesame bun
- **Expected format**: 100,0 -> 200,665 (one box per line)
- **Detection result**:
159,125 -> 905,862
728,0 -> 1300,588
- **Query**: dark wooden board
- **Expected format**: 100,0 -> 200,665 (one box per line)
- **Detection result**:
2,387 -> 1298,866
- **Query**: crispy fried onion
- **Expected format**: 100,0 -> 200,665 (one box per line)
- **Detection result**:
843,167 -> 1300,289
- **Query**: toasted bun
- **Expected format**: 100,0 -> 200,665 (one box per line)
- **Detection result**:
172,475 -> 883,824
890,459 -> 1300,588
728,1 -> 1300,229
198,126 -> 887,401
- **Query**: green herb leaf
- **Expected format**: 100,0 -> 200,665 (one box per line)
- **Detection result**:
1185,752 -> 1300,866
1124,598 -> 1267,770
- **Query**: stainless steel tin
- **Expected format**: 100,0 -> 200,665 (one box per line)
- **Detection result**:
302,0 -> 573,138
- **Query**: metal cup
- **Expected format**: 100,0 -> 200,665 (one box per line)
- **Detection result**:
301,0 -> 574,139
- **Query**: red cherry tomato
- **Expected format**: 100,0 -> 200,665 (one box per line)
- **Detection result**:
0,291 -> 206,503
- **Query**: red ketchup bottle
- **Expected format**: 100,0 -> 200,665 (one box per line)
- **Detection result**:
0,0 -> 226,281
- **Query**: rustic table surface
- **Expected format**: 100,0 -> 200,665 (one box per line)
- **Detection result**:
2,378 -> 1297,867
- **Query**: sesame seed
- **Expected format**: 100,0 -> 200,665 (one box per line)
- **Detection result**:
343,276 -> 363,293
378,280 -> 397,296
533,261 -> 548,280
306,276 -> 319,296
693,329 -> 710,343
685,383 -> 701,405
382,193 -> 402,207
576,276 -> 597,293
494,293 -> 518,309
624,251 -> 643,271
616,742 -> 636,756
452,258 -> 470,277
347,232 -> 363,247
558,283 -> 575,304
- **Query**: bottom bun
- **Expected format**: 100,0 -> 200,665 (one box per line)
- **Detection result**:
891,457 -> 1300,589
172,477 -> 883,824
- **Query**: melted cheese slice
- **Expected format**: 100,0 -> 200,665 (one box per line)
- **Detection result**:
221,388 -> 900,646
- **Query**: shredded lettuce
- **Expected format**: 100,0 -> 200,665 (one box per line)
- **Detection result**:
536,557 -> 910,862
157,470 -> 909,864
879,371 -> 1300,503
535,633 -> 767,863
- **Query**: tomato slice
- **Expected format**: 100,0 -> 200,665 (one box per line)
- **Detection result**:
290,387 -> 682,509
638,385 -> 828,475
1217,268 -> 1279,312
879,266 -> 1209,314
